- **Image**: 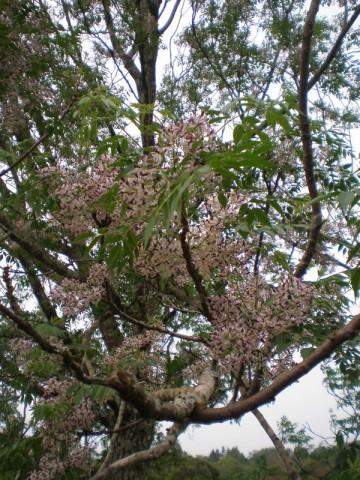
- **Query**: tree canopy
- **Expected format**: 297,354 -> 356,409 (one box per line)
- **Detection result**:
0,0 -> 359,479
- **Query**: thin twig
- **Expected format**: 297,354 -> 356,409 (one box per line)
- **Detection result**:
0,101 -> 74,178
80,418 -> 144,437
308,4 -> 360,90
108,293 -> 209,345
190,2 -> 238,102
179,203 -> 212,321
158,0 -> 182,34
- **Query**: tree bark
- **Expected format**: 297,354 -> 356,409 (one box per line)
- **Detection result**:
104,404 -> 155,480
252,408 -> 301,480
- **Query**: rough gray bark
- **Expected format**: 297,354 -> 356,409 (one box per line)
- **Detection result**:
105,405 -> 155,480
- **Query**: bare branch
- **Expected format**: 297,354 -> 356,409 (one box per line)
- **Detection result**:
97,402 -> 126,473
100,0 -> 141,83
308,4 -> 360,90
158,0 -> 182,34
294,0 -> 322,278
80,419 -> 144,437
192,313 -> 360,423
105,280 -> 206,343
253,409 -> 301,480
112,303 -> 210,345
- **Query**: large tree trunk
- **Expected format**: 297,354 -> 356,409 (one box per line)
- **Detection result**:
106,405 -> 155,480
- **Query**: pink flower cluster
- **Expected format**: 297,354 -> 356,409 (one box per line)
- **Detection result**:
29,378 -> 95,480
159,112 -> 217,159
136,191 -> 250,286
209,275 -> 314,373
8,337 -> 33,369
40,115 -> 217,239
51,263 -> 107,316
117,114 -> 217,232
107,330 -> 166,382
38,114 -> 316,383
41,156 -> 119,235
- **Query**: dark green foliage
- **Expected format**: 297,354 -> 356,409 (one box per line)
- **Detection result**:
146,443 -> 360,480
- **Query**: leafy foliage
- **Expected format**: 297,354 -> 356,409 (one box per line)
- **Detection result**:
0,0 -> 359,479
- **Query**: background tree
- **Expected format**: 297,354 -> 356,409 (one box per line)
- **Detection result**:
0,1 -> 360,479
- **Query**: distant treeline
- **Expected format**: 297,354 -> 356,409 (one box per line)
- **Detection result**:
146,442 -> 360,479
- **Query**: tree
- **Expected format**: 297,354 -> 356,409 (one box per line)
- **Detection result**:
0,0 -> 360,479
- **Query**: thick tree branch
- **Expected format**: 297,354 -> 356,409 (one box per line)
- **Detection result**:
294,0 -> 322,278
158,0 -> 182,34
100,0 -> 141,84
90,421 -> 186,480
101,0 -> 159,148
191,313 -> 360,423
18,255 -> 58,321
308,4 -> 360,90
0,295 -> 209,420
0,299 -> 161,415
0,213 -> 80,280
3,274 -> 358,426
253,409 -> 301,480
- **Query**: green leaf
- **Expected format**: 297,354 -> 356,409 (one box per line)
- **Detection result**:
265,106 -> 291,132
88,385 -> 115,402
207,151 -> 273,171
251,208 -> 271,227
301,347 -> 315,360
350,268 -> 360,297
233,124 -> 244,144
348,243 -> 360,262
74,231 -> 94,243
97,184 -> 120,212
336,431 -> 344,448
107,245 -> 125,268
143,166 -> 209,246
338,191 -> 356,211
35,323 -> 64,338
275,333 -> 292,353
